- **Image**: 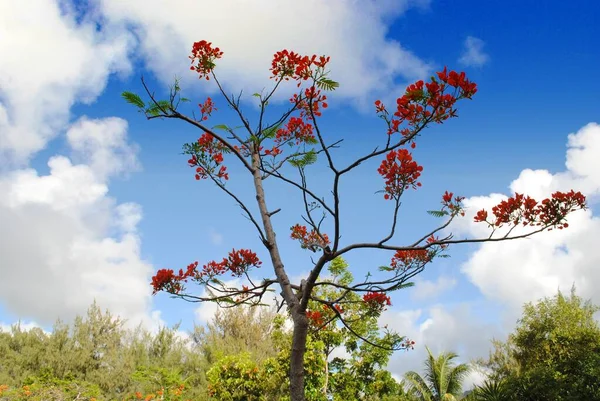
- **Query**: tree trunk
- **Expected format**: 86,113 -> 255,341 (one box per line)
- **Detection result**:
249,151 -> 308,400
290,310 -> 309,401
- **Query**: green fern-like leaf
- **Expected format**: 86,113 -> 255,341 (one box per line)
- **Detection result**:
212,124 -> 230,131
316,77 -> 340,91
121,91 -> 145,108
288,150 -> 317,168
427,210 -> 449,218
146,100 -> 172,116
261,124 -> 282,139
388,282 -> 415,291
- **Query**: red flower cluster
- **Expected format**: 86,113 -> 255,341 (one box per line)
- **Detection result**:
474,190 -> 586,230
363,291 -> 392,310
291,86 -> 328,119
426,234 -> 448,249
401,339 -> 416,350
151,249 -> 261,294
189,40 -> 223,80
378,149 -> 423,200
306,310 -> 325,328
374,68 -> 477,138
390,249 -> 431,270
290,224 -> 330,252
188,133 -> 229,181
279,117 -> 315,144
270,50 -> 330,82
151,269 -> 180,295
305,303 -> 343,329
201,248 -> 262,278
199,97 -> 217,121
441,191 -> 466,216
265,117 -> 316,156
437,68 -> 478,96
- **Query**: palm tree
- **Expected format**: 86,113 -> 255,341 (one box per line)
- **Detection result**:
469,378 -> 510,401
404,346 -> 471,401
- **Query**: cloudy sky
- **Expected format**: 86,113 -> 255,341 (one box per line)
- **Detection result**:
1,0 -> 599,389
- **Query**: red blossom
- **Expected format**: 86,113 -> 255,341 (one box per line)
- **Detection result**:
189,40 -> 223,80
378,149 -> 423,200
199,97 -> 217,121
426,234 -> 448,249
188,133 -> 229,181
362,291 -> 392,310
441,191 -> 466,216
151,249 -> 261,296
437,67 -> 478,96
270,50 -> 330,82
151,269 -> 178,294
306,310 -> 325,328
290,224 -> 330,252
474,209 -> 488,223
473,190 -> 586,229
391,249 -> 431,270
275,117 -> 315,147
379,68 -> 477,137
290,87 -> 328,120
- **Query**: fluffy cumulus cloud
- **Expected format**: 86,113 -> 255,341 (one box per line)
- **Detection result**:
380,304 -> 498,390
97,0 -> 432,107
0,0 -> 133,167
0,116 -> 158,330
458,36 -> 489,67
450,123 -> 600,316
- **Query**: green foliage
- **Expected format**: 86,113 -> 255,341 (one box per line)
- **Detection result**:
121,91 -> 145,109
474,287 -> 600,401
303,257 -> 407,400
146,100 -> 172,117
404,346 -> 470,401
261,335 -> 328,401
206,353 -> 265,401
468,379 -> 510,401
288,150 -> 318,168
212,124 -> 231,131
193,306 -> 279,365
316,77 -> 339,91
0,302 -> 210,401
0,379 -> 101,401
427,210 -> 449,218
0,298 -> 408,401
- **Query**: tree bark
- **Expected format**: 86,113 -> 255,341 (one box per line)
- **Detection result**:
290,311 -> 309,401
249,151 -> 307,401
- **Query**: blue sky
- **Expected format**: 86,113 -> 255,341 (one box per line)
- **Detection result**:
1,0 -> 599,387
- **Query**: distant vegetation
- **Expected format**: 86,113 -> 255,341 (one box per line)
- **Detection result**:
1,287 -> 599,400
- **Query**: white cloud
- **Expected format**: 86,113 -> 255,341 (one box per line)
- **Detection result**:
98,0 -> 432,108
411,276 -> 457,301
0,321 -> 50,335
66,117 -> 141,181
0,116 -> 158,330
381,304 -> 501,392
458,36 -> 489,67
0,0 -> 133,167
447,123 -> 600,316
